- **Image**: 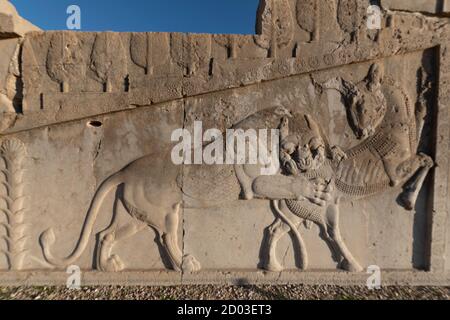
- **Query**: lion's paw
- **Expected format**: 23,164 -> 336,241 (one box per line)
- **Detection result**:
101,254 -> 125,272
182,254 -> 201,273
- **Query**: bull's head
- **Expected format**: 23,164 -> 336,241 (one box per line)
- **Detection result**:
346,64 -> 387,140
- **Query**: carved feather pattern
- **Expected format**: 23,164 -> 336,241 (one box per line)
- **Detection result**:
0,138 -> 28,271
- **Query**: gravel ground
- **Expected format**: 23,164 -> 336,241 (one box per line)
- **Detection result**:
0,285 -> 448,300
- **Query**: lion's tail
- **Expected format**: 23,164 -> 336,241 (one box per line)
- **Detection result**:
40,173 -> 123,268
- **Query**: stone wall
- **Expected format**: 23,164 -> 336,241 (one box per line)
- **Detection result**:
0,0 -> 449,286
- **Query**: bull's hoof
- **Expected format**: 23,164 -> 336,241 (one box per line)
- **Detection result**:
263,259 -> 284,272
399,191 -> 415,211
340,259 -> 363,273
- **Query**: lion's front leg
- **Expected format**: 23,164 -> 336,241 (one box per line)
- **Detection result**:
252,175 -> 332,207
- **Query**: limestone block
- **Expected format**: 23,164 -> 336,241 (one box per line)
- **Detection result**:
381,0 -> 450,14
0,0 -> 448,285
0,0 -> 40,38
0,1 -> 39,132
0,100 -> 185,274
181,52 -> 433,273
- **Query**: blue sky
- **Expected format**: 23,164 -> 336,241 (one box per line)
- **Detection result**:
11,0 -> 259,34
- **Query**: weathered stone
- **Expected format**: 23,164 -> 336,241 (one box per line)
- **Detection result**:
0,1 -> 39,135
0,0 -> 39,38
381,0 -> 450,14
0,0 -> 449,286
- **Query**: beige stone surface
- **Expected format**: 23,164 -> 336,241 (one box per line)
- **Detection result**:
0,0 -> 39,37
0,1 -> 39,132
381,0 -> 450,14
0,0 -> 448,285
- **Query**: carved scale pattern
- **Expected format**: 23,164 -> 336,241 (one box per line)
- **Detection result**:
182,166 -> 242,204
285,162 -> 331,222
335,132 -> 393,196
285,199 -> 324,223
345,131 -> 397,160
335,179 -> 390,197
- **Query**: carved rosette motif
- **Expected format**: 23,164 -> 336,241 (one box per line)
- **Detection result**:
0,138 -> 28,271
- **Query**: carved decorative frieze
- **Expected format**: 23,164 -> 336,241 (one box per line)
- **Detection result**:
0,0 -> 448,285
0,139 -> 28,271
255,0 -> 294,57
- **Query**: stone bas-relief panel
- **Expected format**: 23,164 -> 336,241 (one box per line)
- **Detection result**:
381,0 -> 450,14
0,0 -> 449,285
0,101 -> 185,272
0,51 -> 435,276
10,0 -> 450,135
447,212 -> 450,271
183,50 -> 436,272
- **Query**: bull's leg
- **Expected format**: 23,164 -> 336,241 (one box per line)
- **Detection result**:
399,153 -> 434,211
262,218 -> 291,272
272,200 -> 309,270
325,204 -> 363,272
316,218 -> 343,264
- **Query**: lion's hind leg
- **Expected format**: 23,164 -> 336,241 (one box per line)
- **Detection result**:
96,196 -> 146,272
143,203 -> 183,272
158,203 -> 184,272
98,220 -> 146,272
